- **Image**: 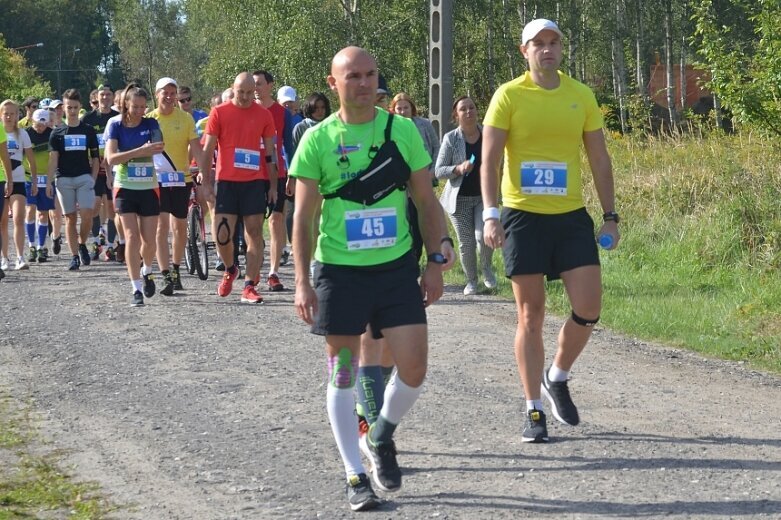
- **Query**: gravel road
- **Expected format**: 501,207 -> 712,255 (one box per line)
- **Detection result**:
1,252 -> 779,519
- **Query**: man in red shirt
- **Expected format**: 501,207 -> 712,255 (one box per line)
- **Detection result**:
202,72 -> 278,303
253,70 -> 294,292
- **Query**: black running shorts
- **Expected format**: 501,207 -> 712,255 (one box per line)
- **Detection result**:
215,179 -> 267,217
502,207 -> 600,281
114,188 -> 160,217
158,183 -> 192,219
312,252 -> 427,339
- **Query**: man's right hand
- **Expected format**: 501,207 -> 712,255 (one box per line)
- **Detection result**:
483,218 -> 506,249
294,282 -> 318,325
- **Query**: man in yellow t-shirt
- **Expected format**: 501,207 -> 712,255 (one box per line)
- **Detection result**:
147,77 -> 208,296
481,19 -> 620,444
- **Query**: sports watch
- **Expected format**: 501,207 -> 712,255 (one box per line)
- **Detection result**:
603,211 -> 620,224
427,253 -> 447,265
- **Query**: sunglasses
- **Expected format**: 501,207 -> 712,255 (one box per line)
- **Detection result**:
178,97 -> 192,103
90,100 -> 99,105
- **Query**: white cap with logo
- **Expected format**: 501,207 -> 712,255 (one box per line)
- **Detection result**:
277,85 -> 297,104
155,77 -> 178,92
32,109 -> 50,124
521,19 -> 563,45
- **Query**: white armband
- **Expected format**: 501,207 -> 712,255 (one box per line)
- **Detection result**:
482,207 -> 500,222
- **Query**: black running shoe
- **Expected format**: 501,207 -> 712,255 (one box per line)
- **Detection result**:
68,255 -> 80,271
78,243 -> 91,266
143,273 -> 156,297
52,236 -> 62,255
160,272 -> 174,296
0,268 -> 5,281
172,266 -> 183,290
215,260 -> 225,271
280,249 -> 290,266
346,473 -> 381,512
542,368 -> 580,426
131,291 -> 144,307
361,432 -> 401,492
522,409 -> 549,443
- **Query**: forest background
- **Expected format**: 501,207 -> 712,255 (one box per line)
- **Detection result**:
0,0 -> 779,372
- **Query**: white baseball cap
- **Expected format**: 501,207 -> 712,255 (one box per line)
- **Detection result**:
521,19 -> 563,45
32,109 -> 50,124
155,77 -> 178,92
49,99 -> 63,109
277,85 -> 297,104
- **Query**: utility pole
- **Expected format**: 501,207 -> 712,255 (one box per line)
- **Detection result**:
429,0 -> 454,140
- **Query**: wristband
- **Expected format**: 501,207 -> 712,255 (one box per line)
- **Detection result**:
440,237 -> 454,248
482,207 -> 500,222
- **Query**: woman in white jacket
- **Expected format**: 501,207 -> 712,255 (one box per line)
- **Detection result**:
435,96 -> 495,295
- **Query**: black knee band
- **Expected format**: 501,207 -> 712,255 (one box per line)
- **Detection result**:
216,217 -> 232,246
571,311 -> 599,327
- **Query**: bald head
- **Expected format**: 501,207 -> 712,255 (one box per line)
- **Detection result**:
328,47 -> 379,115
331,46 -> 376,76
233,72 -> 256,108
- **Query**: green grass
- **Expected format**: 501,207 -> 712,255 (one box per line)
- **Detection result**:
442,131 -> 781,373
0,394 -> 114,519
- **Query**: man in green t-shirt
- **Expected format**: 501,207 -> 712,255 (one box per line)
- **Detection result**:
481,19 -> 620,444
290,46 -> 454,511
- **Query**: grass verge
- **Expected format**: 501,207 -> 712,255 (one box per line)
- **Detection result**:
0,393 -> 114,519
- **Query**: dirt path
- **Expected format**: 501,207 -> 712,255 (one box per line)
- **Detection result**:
1,255 -> 779,519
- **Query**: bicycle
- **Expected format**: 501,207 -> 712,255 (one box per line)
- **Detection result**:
185,170 -> 213,280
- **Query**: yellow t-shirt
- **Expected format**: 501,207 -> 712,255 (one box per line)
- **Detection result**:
0,125 -> 6,182
147,107 -> 198,184
483,71 -> 603,214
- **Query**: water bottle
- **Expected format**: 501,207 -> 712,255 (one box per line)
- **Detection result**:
598,233 -> 614,250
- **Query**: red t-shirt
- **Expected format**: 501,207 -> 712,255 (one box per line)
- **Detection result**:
205,102 -> 276,182
261,101 -> 287,179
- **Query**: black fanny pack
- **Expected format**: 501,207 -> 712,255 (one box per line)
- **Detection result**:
10,159 -> 22,171
323,114 -> 411,206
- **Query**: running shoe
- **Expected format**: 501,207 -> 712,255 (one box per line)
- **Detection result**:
52,236 -> 62,255
280,248 -> 290,266
131,290 -> 144,307
217,267 -> 238,297
79,243 -> 91,266
114,243 -> 125,263
15,258 -> 29,270
0,257 -> 9,270
37,247 -> 48,263
463,281 -> 477,295
28,246 -> 38,263
267,273 -> 284,292
103,247 -> 115,262
542,368 -> 580,426
90,242 -> 101,261
0,268 -> 5,281
98,231 -> 106,246
142,273 -> 156,297
484,270 -> 497,289
68,255 -> 80,271
521,409 -> 549,443
346,473 -> 381,512
172,266 -> 183,290
160,272 -> 174,296
361,427 -> 401,493
358,416 -> 370,439
240,283 -> 264,303
215,260 -> 226,271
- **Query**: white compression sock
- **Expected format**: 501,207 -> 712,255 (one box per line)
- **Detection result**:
380,372 -> 423,425
326,385 -> 365,478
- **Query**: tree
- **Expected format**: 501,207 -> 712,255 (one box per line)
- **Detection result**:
0,36 -> 52,101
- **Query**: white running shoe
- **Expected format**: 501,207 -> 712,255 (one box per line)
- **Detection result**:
463,281 -> 477,295
15,258 -> 29,270
484,270 -> 497,289
0,257 -> 9,270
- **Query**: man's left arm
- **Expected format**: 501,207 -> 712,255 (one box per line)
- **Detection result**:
583,129 -> 619,249
408,168 -> 456,306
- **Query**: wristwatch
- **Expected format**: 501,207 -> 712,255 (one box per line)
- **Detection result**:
427,253 -> 447,265
603,211 -> 620,224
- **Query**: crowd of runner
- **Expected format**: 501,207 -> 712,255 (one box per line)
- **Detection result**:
0,18 -> 620,513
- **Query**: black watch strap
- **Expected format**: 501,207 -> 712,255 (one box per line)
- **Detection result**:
427,253 -> 447,264
441,237 -> 454,248
603,211 -> 620,224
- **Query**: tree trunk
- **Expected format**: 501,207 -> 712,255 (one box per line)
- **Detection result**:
665,0 -> 677,129
679,3 -> 688,112
488,0 -> 495,92
635,0 -> 647,103
502,0 -> 516,77
613,0 -> 629,133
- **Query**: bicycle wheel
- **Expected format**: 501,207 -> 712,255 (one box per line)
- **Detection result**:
187,204 -> 202,277
195,209 -> 209,281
